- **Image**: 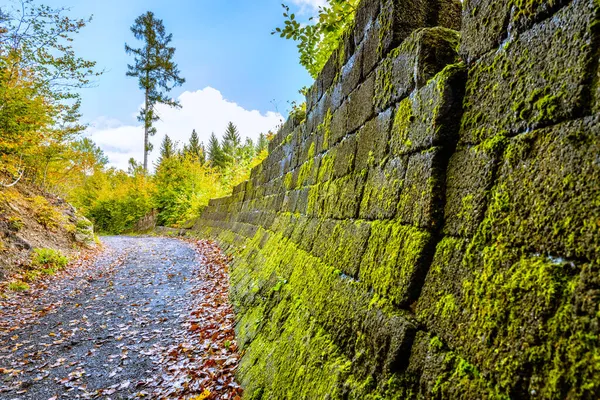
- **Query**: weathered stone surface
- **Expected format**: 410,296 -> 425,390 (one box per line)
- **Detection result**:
341,51 -> 363,100
461,0 -> 572,62
374,27 -> 460,113
397,148 -> 447,229
461,0 -> 599,144
347,75 -> 375,133
324,172 -> 367,219
485,117 -> 600,261
390,62 -> 465,155
355,108 -> 393,172
333,134 -> 357,178
360,220 -> 433,306
443,143 -> 499,237
359,157 -> 407,220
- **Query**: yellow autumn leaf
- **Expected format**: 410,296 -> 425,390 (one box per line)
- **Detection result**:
190,389 -> 211,400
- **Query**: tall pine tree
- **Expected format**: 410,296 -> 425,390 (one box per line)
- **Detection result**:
157,134 -> 176,166
125,12 -> 185,171
184,129 -> 204,163
221,122 -> 241,163
207,132 -> 226,169
256,133 -> 269,154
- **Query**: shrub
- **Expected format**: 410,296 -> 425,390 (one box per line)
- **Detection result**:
31,248 -> 69,271
30,196 -> 63,230
8,280 -> 30,292
23,270 -> 41,282
7,216 -> 24,232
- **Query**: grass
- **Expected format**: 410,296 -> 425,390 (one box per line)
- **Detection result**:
8,280 -> 30,292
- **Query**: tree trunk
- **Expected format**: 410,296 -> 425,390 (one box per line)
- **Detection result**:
143,88 -> 149,172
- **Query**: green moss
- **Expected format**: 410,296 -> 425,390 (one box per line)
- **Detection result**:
8,280 -> 30,292
284,172 -> 294,190
359,220 -> 432,306
390,98 -> 414,154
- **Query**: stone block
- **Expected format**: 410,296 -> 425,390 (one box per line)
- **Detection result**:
333,135 -> 357,178
360,220 -> 434,306
347,75 -> 375,133
359,157 -> 407,220
484,117 -> 600,261
443,143 -> 499,237
397,148 -> 447,230
461,1 -> 598,144
390,62 -> 465,156
374,27 -> 460,113
323,173 -> 367,220
461,0 -> 572,62
355,108 -> 393,172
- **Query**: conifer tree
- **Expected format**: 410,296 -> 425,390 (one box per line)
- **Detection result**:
207,132 -> 226,169
125,11 -> 185,171
184,129 -> 204,162
256,133 -> 269,154
157,134 -> 175,166
241,137 -> 256,161
221,122 -> 241,163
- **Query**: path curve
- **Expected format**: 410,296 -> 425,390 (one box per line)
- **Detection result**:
0,236 -> 234,399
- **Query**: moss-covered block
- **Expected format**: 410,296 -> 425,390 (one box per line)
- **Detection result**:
362,0 -> 460,75
461,0 -> 598,144
360,220 -> 433,307
483,117 -> 600,261
355,109 -> 393,172
341,51 -> 363,100
404,331 -> 505,398
397,147 -> 447,230
333,134 -> 358,179
347,75 -> 375,133
461,0 -> 572,62
360,308 -> 418,376
416,236 -> 469,343
330,102 -> 348,147
323,172 -> 367,220
324,220 -> 371,277
374,27 -> 460,113
237,301 -> 351,399
317,147 -> 336,184
443,141 -> 501,237
359,157 -> 407,220
456,243 -> 600,398
297,216 -> 321,253
390,63 -> 465,156
353,0 -> 380,46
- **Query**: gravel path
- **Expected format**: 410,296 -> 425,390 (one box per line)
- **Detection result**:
0,236 -> 202,399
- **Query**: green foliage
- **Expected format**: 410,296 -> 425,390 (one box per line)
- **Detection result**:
273,0 -> 360,77
30,195 -> 63,230
157,134 -> 176,165
7,216 -> 24,232
31,248 -> 69,274
7,280 -> 29,292
125,11 -> 185,171
70,124 -> 271,231
208,132 -> 227,169
77,168 -> 155,234
0,1 -> 102,190
183,129 -> 205,163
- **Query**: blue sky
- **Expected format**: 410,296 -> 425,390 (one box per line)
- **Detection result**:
12,0 -> 324,169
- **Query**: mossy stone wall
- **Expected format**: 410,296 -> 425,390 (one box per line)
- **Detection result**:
192,0 -> 600,398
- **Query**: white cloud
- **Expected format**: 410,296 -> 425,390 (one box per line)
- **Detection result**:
290,0 -> 329,14
86,87 -> 284,171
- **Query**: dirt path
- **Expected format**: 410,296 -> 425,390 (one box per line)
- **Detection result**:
0,236 -> 242,400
